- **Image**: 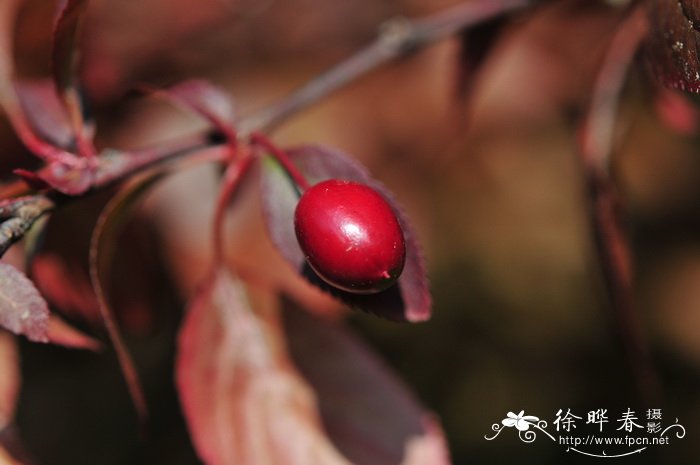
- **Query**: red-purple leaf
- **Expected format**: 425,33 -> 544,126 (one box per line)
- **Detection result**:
0,446 -> 23,465
646,0 -> 700,93
52,0 -> 88,95
15,80 -> 74,151
52,0 -> 95,157
259,145 -> 431,322
0,427 -> 32,465
31,254 -> 100,324
89,174 -> 167,418
283,305 -> 451,465
34,159 -> 94,196
46,314 -> 100,351
176,268 -> 351,465
11,170 -> 49,192
0,0 -> 79,164
0,332 -> 18,430
145,80 -> 236,141
0,263 -> 49,343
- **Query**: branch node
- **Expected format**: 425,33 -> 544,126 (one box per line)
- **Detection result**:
378,17 -> 417,55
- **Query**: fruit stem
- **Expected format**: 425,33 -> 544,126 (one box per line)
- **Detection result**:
249,132 -> 311,192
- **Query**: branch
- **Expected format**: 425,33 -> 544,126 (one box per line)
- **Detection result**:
0,0 -> 530,256
239,0 -> 530,134
577,4 -> 657,403
0,195 -> 55,256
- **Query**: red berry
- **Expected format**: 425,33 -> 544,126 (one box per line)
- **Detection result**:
294,179 -> 406,294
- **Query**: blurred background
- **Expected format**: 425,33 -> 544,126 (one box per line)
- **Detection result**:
5,0 -> 700,463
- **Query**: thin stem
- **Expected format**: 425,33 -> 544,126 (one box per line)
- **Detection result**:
249,132 -> 310,191
92,133 -> 215,187
110,0 -> 530,179
578,5 -> 657,403
5,0 -> 529,191
0,0 -> 530,256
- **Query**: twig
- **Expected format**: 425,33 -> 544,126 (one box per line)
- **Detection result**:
0,0 -> 530,257
102,0 -> 530,177
578,4 -> 657,403
0,195 -> 55,256
239,0 -> 529,134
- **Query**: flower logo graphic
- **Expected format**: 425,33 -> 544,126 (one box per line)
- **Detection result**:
485,410 -> 554,443
502,411 -> 540,431
485,409 -> 686,458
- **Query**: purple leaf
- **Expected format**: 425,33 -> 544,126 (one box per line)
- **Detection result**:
176,268 -> 352,465
283,305 -> 451,465
52,0 -> 95,155
15,80 -> 74,151
46,314 -> 101,351
646,0 -> 700,93
12,170 -> 49,191
0,427 -> 33,465
35,160 -> 94,196
0,0 -> 79,164
145,79 -> 236,140
31,254 -> 100,324
0,449 -> 25,465
89,173 -> 167,418
52,0 -> 88,95
0,263 -> 49,343
260,145 -> 431,322
0,331 -> 19,430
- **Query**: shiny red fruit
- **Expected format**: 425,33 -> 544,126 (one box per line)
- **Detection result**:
294,179 -> 406,294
